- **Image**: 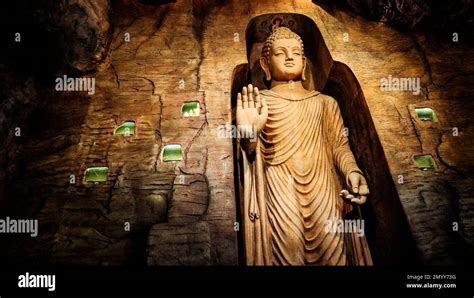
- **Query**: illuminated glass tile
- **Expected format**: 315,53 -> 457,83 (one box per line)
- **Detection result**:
181,102 -> 200,117
84,167 -> 108,183
162,144 -> 183,162
114,121 -> 136,136
415,108 -> 437,122
414,155 -> 437,171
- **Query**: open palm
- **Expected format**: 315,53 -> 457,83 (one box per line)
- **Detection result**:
236,84 -> 268,140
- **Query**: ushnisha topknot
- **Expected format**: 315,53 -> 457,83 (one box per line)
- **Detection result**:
261,27 -> 305,62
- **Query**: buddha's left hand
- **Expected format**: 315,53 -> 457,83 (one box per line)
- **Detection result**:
339,172 -> 369,205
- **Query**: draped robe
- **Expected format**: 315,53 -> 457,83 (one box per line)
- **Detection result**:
241,89 -> 364,265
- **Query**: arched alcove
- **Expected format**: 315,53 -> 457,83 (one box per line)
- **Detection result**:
323,62 -> 419,265
231,13 -> 419,265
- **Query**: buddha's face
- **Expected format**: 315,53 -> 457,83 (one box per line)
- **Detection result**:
262,38 -> 306,82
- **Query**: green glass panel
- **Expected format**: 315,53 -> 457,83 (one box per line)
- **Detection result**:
84,167 -> 108,183
114,121 -> 136,136
181,102 -> 200,117
415,108 -> 437,122
414,155 -> 437,171
162,144 -> 183,162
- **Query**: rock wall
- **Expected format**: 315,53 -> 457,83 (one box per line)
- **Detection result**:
335,0 -> 473,34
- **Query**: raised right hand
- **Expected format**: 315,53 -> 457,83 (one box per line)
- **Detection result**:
236,84 -> 268,141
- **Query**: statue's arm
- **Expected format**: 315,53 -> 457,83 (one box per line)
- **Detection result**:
325,96 -> 363,184
325,96 -> 369,204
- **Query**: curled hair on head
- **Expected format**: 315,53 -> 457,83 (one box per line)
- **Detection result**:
261,27 -> 305,62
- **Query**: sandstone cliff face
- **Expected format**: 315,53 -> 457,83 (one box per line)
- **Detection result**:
54,0 -> 112,72
335,0 -> 473,33
0,0 -> 473,265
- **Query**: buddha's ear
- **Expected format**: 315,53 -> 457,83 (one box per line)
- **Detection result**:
301,57 -> 307,81
260,57 -> 272,81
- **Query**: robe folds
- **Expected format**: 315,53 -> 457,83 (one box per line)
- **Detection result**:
241,89 -> 367,265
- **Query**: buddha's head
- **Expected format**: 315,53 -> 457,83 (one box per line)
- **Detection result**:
260,27 -> 306,82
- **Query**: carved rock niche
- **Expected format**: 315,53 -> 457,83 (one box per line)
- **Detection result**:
231,13 -> 418,265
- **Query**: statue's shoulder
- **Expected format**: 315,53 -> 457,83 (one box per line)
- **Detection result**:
317,92 -> 336,102
318,93 -> 340,108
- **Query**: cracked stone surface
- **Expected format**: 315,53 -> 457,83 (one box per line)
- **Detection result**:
54,0 -> 112,72
147,221 -> 212,265
337,0 -> 474,35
